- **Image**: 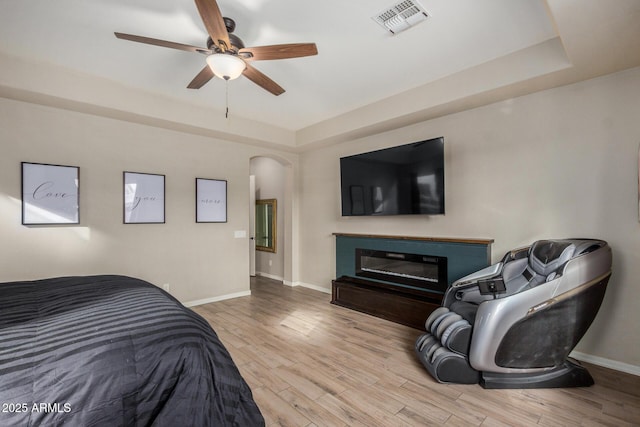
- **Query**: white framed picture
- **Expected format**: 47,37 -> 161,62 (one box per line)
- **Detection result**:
196,178 -> 227,223
123,172 -> 165,224
21,162 -> 80,225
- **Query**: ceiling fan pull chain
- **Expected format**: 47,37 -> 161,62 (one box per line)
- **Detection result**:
225,78 -> 229,119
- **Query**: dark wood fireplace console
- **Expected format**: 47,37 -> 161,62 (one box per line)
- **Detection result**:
332,276 -> 444,329
332,233 -> 493,330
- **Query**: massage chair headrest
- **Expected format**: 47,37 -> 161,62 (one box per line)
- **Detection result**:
528,240 -> 576,276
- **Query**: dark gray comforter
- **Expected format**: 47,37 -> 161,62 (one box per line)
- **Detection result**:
0,275 -> 264,426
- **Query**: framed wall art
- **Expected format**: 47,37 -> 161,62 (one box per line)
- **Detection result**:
196,178 -> 227,223
21,162 -> 80,225
123,172 -> 165,224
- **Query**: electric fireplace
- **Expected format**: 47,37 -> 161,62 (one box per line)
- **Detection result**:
332,233 -> 493,330
355,248 -> 448,292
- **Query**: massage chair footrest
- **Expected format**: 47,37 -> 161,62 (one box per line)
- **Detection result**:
480,359 -> 594,389
415,333 -> 480,384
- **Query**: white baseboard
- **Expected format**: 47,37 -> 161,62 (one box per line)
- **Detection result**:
570,350 -> 640,376
182,290 -> 252,308
257,274 -> 331,294
254,273 -> 331,294
255,272 -> 284,282
293,281 -> 332,294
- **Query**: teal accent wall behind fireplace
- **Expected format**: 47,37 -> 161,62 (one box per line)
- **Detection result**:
335,234 -> 493,291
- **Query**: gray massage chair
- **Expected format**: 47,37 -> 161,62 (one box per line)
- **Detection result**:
415,239 -> 611,388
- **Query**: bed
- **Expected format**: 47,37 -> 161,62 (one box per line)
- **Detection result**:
0,275 -> 264,426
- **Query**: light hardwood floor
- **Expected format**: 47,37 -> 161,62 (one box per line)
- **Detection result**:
192,276 -> 640,426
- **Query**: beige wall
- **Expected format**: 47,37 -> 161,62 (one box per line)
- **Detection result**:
1,58 -> 638,370
0,97 -> 297,304
298,66 -> 640,370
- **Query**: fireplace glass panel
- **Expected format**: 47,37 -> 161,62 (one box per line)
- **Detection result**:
360,255 -> 439,283
355,248 -> 447,292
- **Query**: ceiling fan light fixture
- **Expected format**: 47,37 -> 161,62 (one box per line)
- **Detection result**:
206,53 -> 246,80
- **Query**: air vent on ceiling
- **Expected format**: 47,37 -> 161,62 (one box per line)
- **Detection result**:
372,0 -> 429,35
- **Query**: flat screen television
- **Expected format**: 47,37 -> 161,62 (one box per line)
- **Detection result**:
340,137 -> 445,216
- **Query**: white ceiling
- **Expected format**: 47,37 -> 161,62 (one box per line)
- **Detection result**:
1,0 -> 639,150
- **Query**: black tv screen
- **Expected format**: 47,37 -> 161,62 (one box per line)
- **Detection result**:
340,137 -> 445,216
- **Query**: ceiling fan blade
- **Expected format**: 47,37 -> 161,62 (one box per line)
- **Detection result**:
242,64 -> 285,96
194,0 -> 231,51
239,43 -> 318,61
114,32 -> 211,54
187,65 -> 215,89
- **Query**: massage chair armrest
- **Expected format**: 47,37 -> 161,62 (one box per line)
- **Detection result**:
449,245 -> 529,289
444,262 -> 504,306
444,246 -> 530,306
451,263 -> 503,288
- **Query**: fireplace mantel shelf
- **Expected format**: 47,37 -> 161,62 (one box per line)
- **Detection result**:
332,233 -> 494,246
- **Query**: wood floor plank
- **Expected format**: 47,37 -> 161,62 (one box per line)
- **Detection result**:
517,388 -> 605,423
444,413 -> 481,426
313,392 -> 372,427
536,412 -> 583,427
272,365 -> 328,400
332,388 -> 414,427
399,380 -> 486,425
241,360 -> 292,394
456,390 -> 542,426
277,388 -> 348,427
252,386 -> 313,427
194,276 -> 640,427
351,383 -> 406,415
384,383 -> 455,424
480,416 -> 538,427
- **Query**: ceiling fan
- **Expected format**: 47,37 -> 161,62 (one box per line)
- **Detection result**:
115,0 -> 318,96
